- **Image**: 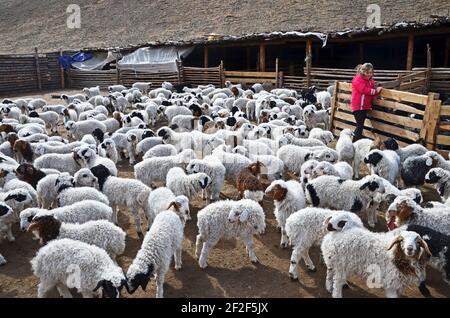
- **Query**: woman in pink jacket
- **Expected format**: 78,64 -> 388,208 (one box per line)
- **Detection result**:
351,63 -> 382,141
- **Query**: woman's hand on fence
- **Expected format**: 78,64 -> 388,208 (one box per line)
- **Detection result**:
376,87 -> 383,93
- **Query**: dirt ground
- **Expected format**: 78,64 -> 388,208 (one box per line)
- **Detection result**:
0,90 -> 449,298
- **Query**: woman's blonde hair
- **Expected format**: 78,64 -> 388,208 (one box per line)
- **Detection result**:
356,63 -> 374,74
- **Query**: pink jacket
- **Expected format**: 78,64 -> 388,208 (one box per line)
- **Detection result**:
351,74 -> 378,112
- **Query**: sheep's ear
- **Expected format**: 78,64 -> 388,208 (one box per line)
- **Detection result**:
418,238 -> 432,256
239,209 -> 249,223
323,216 -> 332,226
359,182 -> 369,190
425,158 -> 433,167
167,201 -> 180,211
387,235 -> 403,251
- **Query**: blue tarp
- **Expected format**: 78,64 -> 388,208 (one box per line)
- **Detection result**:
58,52 -> 93,69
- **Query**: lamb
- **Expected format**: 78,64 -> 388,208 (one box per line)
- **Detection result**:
315,90 -> 332,109
108,85 -> 127,93
42,104 -> 66,114
19,200 -> 113,231
300,159 -> 319,186
305,174 -> 386,227
36,173 -> 61,209
17,124 -> 47,138
19,114 -> 46,126
311,161 -> 353,180
132,82 -> 152,94
353,137 -> 383,178
100,112 -> 122,133
65,120 -> 107,141
135,137 -> 163,157
29,111 -> 59,134
308,127 -> 334,145
382,138 -> 427,163
364,149 -> 400,185
284,133 -> 325,147
27,98 -> 47,111
265,180 -> 306,248
134,149 -> 195,187
424,168 -> 450,200
164,105 -> 192,123
146,187 -> 190,227
285,208 -> 363,279
322,213 -> 430,298
142,144 -> 177,159
34,152 -> 83,175
195,199 -> 265,268
277,145 -> 336,175
28,215 -> 126,260
335,129 -> 355,165
166,166 -> 211,201
14,162 -> 58,189
304,108 -> 329,130
98,138 -> 119,164
126,210 -> 184,298
31,238 -> 126,298
386,196 -> 450,235
75,146 -> 118,176
61,93 -> 87,104
33,141 -> 86,157
55,174 -> 109,207
0,188 -> 35,217
236,162 -> 265,202
0,202 -> 15,265
90,164 -> 151,235
171,114 -> 199,132
83,86 -> 101,98
401,153 -> 435,187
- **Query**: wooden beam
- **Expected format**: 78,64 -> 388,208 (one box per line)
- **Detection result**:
306,38 -> 312,87
444,37 -> 450,67
275,58 -> 279,87
59,48 -> 65,89
203,46 -> 209,68
259,44 -> 266,72
359,43 -> 364,64
34,47 -> 42,91
246,47 -> 251,70
406,34 -> 414,70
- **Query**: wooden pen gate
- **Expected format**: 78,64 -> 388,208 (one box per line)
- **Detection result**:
329,81 -> 447,156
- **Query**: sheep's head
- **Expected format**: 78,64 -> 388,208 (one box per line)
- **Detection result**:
341,129 -> 354,138
265,180 -> 288,201
359,175 -> 385,194
198,173 -> 211,190
27,215 -> 61,245
386,196 -> 417,229
65,120 -> 75,131
294,125 -> 309,138
15,163 -> 35,178
424,168 -> 446,185
228,200 -> 265,233
314,149 -> 337,163
19,207 -> 42,231
311,161 -> 334,178
167,197 -> 190,222
324,212 -> 363,232
247,161 -> 264,176
55,173 -> 75,193
0,202 -> 14,225
13,139 -> 33,162
100,138 -> 115,151
126,263 -> 155,294
364,150 -> 383,166
94,270 -> 127,298
157,127 -> 172,142
383,137 -> 399,151
387,231 -> 431,277
74,168 -> 98,188
300,159 -> 319,183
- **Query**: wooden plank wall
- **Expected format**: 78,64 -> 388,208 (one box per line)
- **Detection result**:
414,67 -> 450,95
223,70 -> 279,89
330,81 -> 446,155
0,53 -> 61,95
183,66 -> 222,87
120,70 -> 179,88
67,69 -> 117,89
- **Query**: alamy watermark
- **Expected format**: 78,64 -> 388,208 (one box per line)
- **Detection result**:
366,4 -> 381,28
66,4 -> 81,29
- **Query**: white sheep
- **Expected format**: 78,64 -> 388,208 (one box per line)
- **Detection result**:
126,210 -> 184,298
28,215 -> 126,260
65,120 -> 107,141
134,149 -> 195,187
305,174 -> 386,227
335,129 -> 354,165
285,208 -> 363,278
142,144 -> 177,159
31,238 -> 126,298
321,213 -> 429,298
19,200 -> 113,231
196,199 -> 265,268
34,152 -> 82,175
146,187 -> 190,227
0,202 -> 16,264
364,149 -> 400,185
308,127 -> 334,145
90,164 -> 151,235
212,145 -> 252,182
311,161 -> 353,180
98,138 -> 119,164
166,167 -> 211,201
265,180 -> 306,248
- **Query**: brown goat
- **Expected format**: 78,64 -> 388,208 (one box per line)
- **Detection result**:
203,121 -> 224,134
13,139 -> 34,163
0,124 -> 15,135
236,161 -> 265,201
15,163 -> 47,189
27,215 -> 61,245
7,133 -> 18,148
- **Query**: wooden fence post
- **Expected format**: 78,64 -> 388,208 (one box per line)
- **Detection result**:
259,44 -> 266,72
34,47 -> 42,91
329,80 -> 339,133
306,39 -> 312,87
176,59 -> 182,85
406,34 -> 414,71
115,51 -> 120,85
420,93 -> 442,149
203,46 -> 209,68
59,48 -> 65,89
278,71 -> 284,88
219,60 -> 225,88
275,58 -> 279,88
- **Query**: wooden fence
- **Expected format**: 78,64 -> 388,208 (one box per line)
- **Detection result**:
223,70 -> 281,89
0,52 -> 62,95
67,69 -> 117,89
119,69 -> 179,87
329,81 -> 447,155
414,68 -> 450,95
182,65 -> 222,87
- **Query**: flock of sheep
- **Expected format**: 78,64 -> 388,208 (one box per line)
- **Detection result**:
0,79 -> 449,298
